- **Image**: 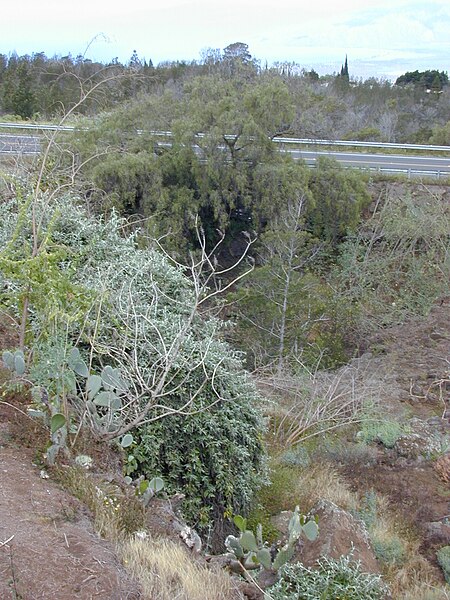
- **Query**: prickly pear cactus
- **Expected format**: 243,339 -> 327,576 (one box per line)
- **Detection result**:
225,506 -> 318,574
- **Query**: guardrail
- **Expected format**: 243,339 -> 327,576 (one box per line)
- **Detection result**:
1,122 -> 449,153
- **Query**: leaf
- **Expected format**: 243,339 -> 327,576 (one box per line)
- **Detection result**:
302,519 -> 319,542
225,535 -> 244,558
69,347 -> 81,363
256,547 -> 272,570
233,514 -> 247,533
272,546 -> 295,571
139,479 -> 149,494
93,390 -> 119,407
124,476 -> 132,485
72,360 -> 89,378
86,375 -> 102,399
240,530 -> 259,552
149,477 -> 164,493
101,365 -> 117,388
14,352 -> 26,376
2,350 -> 14,371
51,413 -> 66,434
121,433 -> 134,448
68,348 -> 88,378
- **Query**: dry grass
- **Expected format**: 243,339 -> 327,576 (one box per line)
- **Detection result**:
260,361 -> 383,448
54,465 -> 145,541
120,537 -> 242,600
397,582 -> 450,600
294,462 -> 359,513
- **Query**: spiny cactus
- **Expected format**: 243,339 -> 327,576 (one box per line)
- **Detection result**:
225,506 -> 318,574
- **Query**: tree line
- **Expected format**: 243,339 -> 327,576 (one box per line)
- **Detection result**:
1,44 -> 450,144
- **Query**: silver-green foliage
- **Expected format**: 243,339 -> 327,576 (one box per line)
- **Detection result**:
437,546 -> 450,584
0,192 -> 266,529
267,554 -> 389,600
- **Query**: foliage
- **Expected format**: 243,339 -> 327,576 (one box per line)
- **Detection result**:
267,554 -> 389,599
335,189 -> 450,337
279,446 -> 311,468
0,191 -> 266,534
225,506 -> 318,573
357,420 -> 405,448
229,186 -> 355,371
126,386 -> 266,536
395,70 -> 448,91
436,546 -> 450,584
307,157 -> 371,251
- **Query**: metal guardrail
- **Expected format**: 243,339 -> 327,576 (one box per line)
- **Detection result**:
1,123 -> 449,179
1,122 -> 450,153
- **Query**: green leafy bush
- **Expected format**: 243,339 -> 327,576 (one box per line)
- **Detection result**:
372,533 -> 406,567
267,555 -> 389,600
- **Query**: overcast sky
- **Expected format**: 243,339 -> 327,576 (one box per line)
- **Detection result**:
3,0 -> 450,79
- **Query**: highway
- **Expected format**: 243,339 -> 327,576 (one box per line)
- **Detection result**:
286,148 -> 450,177
0,133 -> 40,154
1,129 -> 450,178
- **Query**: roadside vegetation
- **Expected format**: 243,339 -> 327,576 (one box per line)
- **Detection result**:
0,48 -> 449,598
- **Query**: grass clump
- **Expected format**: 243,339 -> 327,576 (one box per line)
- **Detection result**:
120,537 -> 241,600
54,466 -> 145,540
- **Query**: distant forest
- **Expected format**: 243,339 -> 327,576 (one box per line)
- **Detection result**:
0,43 -> 449,144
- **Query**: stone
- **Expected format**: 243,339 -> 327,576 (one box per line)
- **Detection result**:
298,500 -> 380,574
434,453 -> 450,483
424,521 -> 450,546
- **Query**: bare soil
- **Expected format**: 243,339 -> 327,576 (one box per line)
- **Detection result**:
341,299 -> 450,575
0,410 -> 141,600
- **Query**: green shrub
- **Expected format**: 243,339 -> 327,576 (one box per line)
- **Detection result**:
279,446 -> 311,468
436,546 -> 450,584
0,192 -> 267,544
267,555 -> 389,599
128,382 -> 266,540
372,533 -> 406,567
357,420 -> 405,448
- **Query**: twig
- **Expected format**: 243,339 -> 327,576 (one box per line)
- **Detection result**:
0,534 -> 14,547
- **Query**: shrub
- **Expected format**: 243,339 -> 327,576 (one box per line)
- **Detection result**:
267,555 -> 389,600
0,192 -> 267,541
437,546 -> 450,584
357,420 -> 405,448
279,445 -> 311,468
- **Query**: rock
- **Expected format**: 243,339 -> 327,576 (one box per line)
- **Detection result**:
424,521 -> 450,546
434,453 -> 450,483
298,500 -> 380,574
394,418 -> 448,461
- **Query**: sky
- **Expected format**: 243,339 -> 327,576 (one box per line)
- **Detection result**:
3,0 -> 450,80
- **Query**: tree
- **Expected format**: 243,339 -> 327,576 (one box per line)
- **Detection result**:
1,59 -> 36,118
307,157 -> 371,251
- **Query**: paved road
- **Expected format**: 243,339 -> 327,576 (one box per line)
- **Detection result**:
286,148 -> 450,176
0,133 -> 40,154
1,132 -> 450,177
